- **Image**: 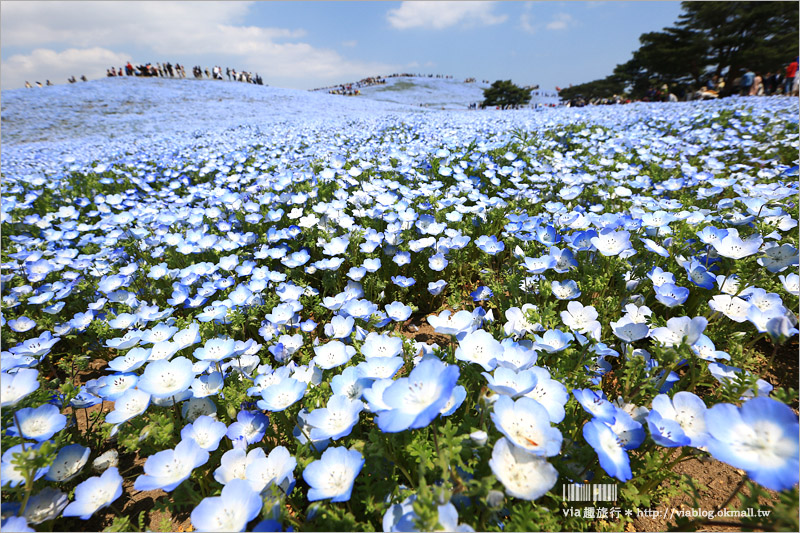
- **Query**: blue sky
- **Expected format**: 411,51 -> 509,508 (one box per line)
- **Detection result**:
1,1 -> 684,90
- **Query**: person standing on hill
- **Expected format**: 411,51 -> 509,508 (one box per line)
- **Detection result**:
740,68 -> 755,96
750,72 -> 763,96
785,58 -> 798,95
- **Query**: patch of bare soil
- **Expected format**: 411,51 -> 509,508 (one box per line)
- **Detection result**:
631,457 -> 778,532
760,336 -> 799,409
394,313 -> 453,347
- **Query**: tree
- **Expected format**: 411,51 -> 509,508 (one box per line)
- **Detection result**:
676,2 -> 798,95
558,1 -> 798,100
482,80 -> 532,109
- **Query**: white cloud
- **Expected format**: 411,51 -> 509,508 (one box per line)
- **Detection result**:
520,12 -> 538,34
546,13 -> 575,31
3,48 -> 132,88
0,1 -> 396,89
386,1 -> 507,30
341,40 -> 358,48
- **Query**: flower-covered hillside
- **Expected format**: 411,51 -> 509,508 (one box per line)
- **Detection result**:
1,79 -> 798,532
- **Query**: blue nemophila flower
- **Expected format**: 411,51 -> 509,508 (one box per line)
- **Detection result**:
606,407 -> 645,450
361,332 -> 404,358
191,371 -> 224,398
455,329 -> 501,371
711,228 -> 762,259
428,279 -> 447,295
533,329 -> 573,353
470,286 -> 493,302
690,335 -> 730,361
172,322 -> 202,350
647,266 -> 676,286
97,372 -> 138,400
213,447 -> 265,485
560,301 -> 601,340
330,366 -> 373,399
647,392 -> 708,448
706,397 -> 799,491
609,316 -> 649,342
654,282 -> 690,307
522,254 -> 556,274
227,410 -> 268,447
683,260 -> 716,289
1,516 -> 33,532
440,384 -> 467,417
46,443 -> 90,482
2,443 -> 48,487
324,315 -> 355,339
137,356 -> 195,399
191,478 -> 263,532
107,347 -> 150,373
428,309 -> 475,338
650,316 -> 707,347
488,437 -> 558,501
551,279 -> 581,300
134,439 -> 209,492
341,298 -> 378,320
758,243 -> 799,273
312,341 -> 355,370
535,224 -> 561,246
641,237 -> 670,258
392,250 -> 411,266
245,445 -> 296,494
62,467 -> 123,520
307,394 -> 364,441
590,228 -> 632,257
491,395 -> 562,456
483,367 -> 537,398
428,252 -> 449,271
303,446 -> 364,502
549,246 -> 578,273
8,403 -> 66,442
503,305 -> 542,339
181,415 -> 227,452
391,275 -> 415,288
523,367 -> 569,423
574,388 -> 616,423
708,294 -> 752,322
1,368 -> 39,407
7,316 -> 36,333
476,235 -> 505,255
105,388 -> 151,425
23,486 -> 68,524
9,331 -> 60,358
383,494 -> 475,532
582,419 -> 632,482
346,266 -> 367,281
385,301 -> 412,322
258,378 -> 307,412
376,358 -> 460,433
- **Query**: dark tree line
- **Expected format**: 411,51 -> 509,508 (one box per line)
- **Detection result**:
559,2 -> 798,100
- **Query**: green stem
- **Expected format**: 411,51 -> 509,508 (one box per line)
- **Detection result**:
714,475 -> 747,513
13,413 -> 27,452
172,396 -> 182,438
382,432 -> 415,488
767,341 -> 780,370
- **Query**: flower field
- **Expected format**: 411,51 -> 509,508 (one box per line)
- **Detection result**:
1,79 -> 799,532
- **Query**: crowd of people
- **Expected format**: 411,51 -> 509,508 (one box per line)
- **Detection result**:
104,62 -> 265,85
316,75 -> 386,96
314,73 -> 477,95
24,60 -> 268,88
672,59 -> 799,101
733,60 -> 798,97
